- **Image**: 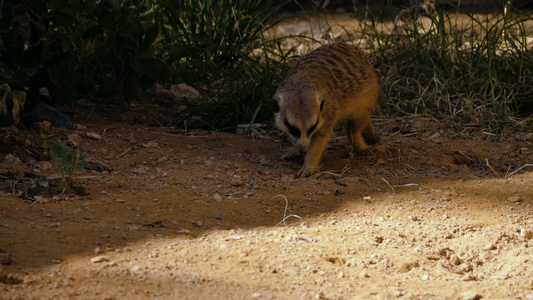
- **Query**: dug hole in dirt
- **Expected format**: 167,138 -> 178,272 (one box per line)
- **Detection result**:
1,101 -> 532,300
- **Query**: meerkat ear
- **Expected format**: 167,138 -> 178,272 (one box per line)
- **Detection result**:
272,99 -> 280,113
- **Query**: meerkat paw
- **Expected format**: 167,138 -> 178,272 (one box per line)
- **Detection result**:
353,144 -> 387,156
297,165 -> 319,178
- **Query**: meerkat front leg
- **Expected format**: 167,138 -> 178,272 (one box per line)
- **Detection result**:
298,126 -> 334,178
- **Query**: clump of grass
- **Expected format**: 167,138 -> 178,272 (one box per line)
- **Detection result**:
361,2 -> 533,129
150,0 -> 289,129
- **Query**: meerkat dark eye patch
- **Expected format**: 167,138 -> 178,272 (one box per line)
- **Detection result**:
320,100 -> 324,112
307,119 -> 318,136
284,120 -> 300,138
272,100 -> 280,113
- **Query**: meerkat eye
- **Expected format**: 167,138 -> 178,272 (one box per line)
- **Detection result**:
272,100 -> 280,113
320,100 -> 325,112
307,119 -> 318,136
284,120 -> 300,138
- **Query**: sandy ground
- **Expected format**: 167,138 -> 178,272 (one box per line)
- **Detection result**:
1,102 -> 532,299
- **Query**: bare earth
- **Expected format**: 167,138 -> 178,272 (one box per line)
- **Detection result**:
1,102 -> 532,300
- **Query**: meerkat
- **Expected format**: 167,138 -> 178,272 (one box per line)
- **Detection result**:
272,42 -> 379,177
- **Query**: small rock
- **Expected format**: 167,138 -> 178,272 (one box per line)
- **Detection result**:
460,291 -> 482,300
170,83 -> 203,104
193,221 -> 203,227
2,154 -> 21,165
68,133 -> 83,147
525,293 -> 533,299
429,132 -> 441,139
212,193 -> 223,201
115,198 -> 126,203
231,177 -> 244,187
34,161 -> 53,170
131,265 -> 141,272
0,252 -> 13,265
408,215 -> 419,221
133,166 -> 149,174
142,140 -> 159,148
74,124 -> 87,130
85,132 -> 102,140
520,228 -> 533,239
507,195 -> 522,203
251,293 -> 262,298
90,255 -> 110,263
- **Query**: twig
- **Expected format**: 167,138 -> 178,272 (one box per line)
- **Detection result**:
380,178 -> 395,193
505,164 -> 533,178
269,195 -> 303,227
485,158 -> 502,178
114,147 -> 131,160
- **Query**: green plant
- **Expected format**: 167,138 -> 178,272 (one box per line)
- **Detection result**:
43,140 -> 85,189
150,0 -> 288,129
0,0 -> 170,103
358,1 -> 533,128
0,84 -> 26,125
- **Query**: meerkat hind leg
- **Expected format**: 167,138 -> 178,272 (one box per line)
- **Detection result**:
346,118 -> 371,153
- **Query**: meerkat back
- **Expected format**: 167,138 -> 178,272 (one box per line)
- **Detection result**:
272,42 -> 379,177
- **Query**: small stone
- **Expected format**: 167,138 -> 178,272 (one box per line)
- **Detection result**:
251,293 -> 262,298
193,221 -> 203,227
170,83 -> 203,104
231,177 -> 244,186
525,293 -> 533,299
460,291 -> 482,300
131,265 -> 141,272
85,132 -> 102,140
0,252 -> 13,265
520,228 -> 533,239
90,255 -> 110,263
34,161 -> 53,170
507,195 -> 522,203
115,198 -> 126,203
337,271 -> 345,279
142,140 -> 159,148
68,133 -> 82,147
212,193 -> 223,201
2,154 -> 21,165
408,215 -> 419,221
429,132 -> 441,139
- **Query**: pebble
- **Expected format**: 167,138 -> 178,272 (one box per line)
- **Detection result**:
68,133 -> 82,147
34,161 -> 53,170
460,291 -> 482,300
85,132 -> 102,140
2,154 -> 21,165
408,215 -> 419,221
251,293 -> 262,298
90,255 -> 111,263
131,265 -> 141,272
507,195 -> 522,203
212,193 -> 223,201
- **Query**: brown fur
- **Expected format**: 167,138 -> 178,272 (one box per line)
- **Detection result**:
272,42 -> 379,177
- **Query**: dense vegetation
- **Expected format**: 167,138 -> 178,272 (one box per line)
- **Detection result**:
1,0 -> 532,129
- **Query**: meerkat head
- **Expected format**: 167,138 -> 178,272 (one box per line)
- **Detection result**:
272,87 -> 325,153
